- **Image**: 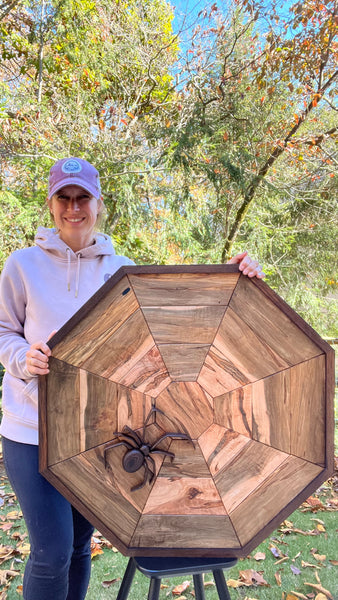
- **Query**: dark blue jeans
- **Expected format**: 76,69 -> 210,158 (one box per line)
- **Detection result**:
2,437 -> 94,600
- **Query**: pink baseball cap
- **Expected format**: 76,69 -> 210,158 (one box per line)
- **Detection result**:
48,157 -> 101,199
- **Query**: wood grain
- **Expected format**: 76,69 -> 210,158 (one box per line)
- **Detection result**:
156,381 -> 214,438
198,425 -> 252,477
52,277 -> 139,365
229,276 -> 322,366
117,345 -> 171,396
142,305 -> 226,344
129,272 -> 240,306
81,308 -> 153,380
230,455 -> 323,546
50,451 -> 141,546
158,343 -> 210,381
131,514 -> 241,549
214,440 -> 289,513
158,439 -> 210,478
251,370 -> 291,453
198,346 -> 246,397
290,355 -> 326,465
214,386 -> 253,438
143,476 -> 226,515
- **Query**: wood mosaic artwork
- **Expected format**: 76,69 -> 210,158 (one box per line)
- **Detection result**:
39,265 -> 335,557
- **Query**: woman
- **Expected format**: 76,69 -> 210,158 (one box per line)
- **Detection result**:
0,157 -> 265,600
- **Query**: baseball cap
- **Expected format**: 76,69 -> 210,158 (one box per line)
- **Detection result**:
48,157 -> 101,199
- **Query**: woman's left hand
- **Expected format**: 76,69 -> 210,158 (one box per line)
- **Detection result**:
227,251 -> 265,279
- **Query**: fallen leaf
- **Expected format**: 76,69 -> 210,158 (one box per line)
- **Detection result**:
286,595 -> 300,600
227,578 -> 242,588
290,565 -> 301,575
301,560 -> 318,569
270,545 -> 282,558
312,554 -> 326,563
289,592 -> 308,599
203,581 -> 215,588
172,580 -> 190,595
102,578 -> 119,588
315,595 -> 329,600
239,569 -> 269,586
275,571 -> 282,586
253,552 -> 265,561
304,582 -> 333,599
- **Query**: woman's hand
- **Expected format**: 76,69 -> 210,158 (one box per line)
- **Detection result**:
227,251 -> 265,279
26,330 -> 57,375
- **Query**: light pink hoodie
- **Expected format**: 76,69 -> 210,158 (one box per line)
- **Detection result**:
0,226 -> 134,444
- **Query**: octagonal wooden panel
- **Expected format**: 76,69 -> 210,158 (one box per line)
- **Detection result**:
39,265 -> 335,557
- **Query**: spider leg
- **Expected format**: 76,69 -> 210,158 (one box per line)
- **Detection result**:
104,440 -> 134,468
146,454 -> 156,482
122,425 -> 143,446
142,405 -> 165,437
150,432 -> 194,451
150,449 -> 175,462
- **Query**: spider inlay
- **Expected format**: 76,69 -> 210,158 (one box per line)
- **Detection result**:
104,407 -> 194,492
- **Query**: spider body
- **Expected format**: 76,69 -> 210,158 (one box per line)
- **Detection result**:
104,408 -> 193,491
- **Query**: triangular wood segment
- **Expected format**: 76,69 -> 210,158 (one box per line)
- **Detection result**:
39,265 -> 335,557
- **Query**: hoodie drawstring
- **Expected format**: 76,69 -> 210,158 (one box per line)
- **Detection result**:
66,248 -> 81,298
66,248 -> 71,292
75,253 -> 81,298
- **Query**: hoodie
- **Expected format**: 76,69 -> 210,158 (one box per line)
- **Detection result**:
0,226 -> 134,445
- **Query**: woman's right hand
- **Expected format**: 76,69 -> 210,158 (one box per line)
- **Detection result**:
26,331 -> 57,375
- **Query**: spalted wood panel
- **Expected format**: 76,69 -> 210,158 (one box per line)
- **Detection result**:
81,309 -> 153,380
50,451 -> 140,546
214,387 -> 253,438
116,345 -> 171,397
159,440 -> 210,478
230,456 -> 323,546
131,514 -> 241,550
129,272 -> 240,306
198,346 -> 247,397
143,477 -> 226,515
156,382 -> 214,439
198,426 -> 251,477
251,370 -> 291,454
142,306 -> 226,344
117,388 -> 153,433
46,359 -> 80,464
158,343 -> 210,381
214,440 -> 288,513
81,371 -> 119,451
229,276 -> 322,366
52,276 -> 139,365
290,355 -> 325,465
213,307 -> 289,383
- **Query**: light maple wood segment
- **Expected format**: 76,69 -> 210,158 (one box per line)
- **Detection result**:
131,515 -> 241,549
159,439 -> 210,478
198,346 -> 245,397
158,343 -> 210,381
156,381 -> 213,438
52,277 -> 139,365
230,456 -> 323,546
214,440 -> 289,513
117,345 -> 171,396
142,305 -> 225,344
290,355 -> 326,465
143,476 -> 226,515
230,276 -> 322,366
50,451 -> 140,546
129,272 -> 240,306
214,386 -> 253,438
198,426 -> 253,477
81,308 -> 153,379
214,307 -> 289,382
251,370 -> 291,454
46,358 -> 80,465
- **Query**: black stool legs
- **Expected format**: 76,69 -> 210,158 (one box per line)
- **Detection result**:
115,556 -> 235,600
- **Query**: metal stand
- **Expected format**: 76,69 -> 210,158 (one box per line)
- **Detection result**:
115,556 -> 237,600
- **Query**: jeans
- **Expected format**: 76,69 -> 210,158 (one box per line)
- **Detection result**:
2,437 -> 94,600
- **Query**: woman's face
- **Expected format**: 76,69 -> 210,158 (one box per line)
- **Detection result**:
47,185 -> 102,251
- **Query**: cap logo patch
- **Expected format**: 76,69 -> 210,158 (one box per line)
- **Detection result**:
62,159 -> 82,174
